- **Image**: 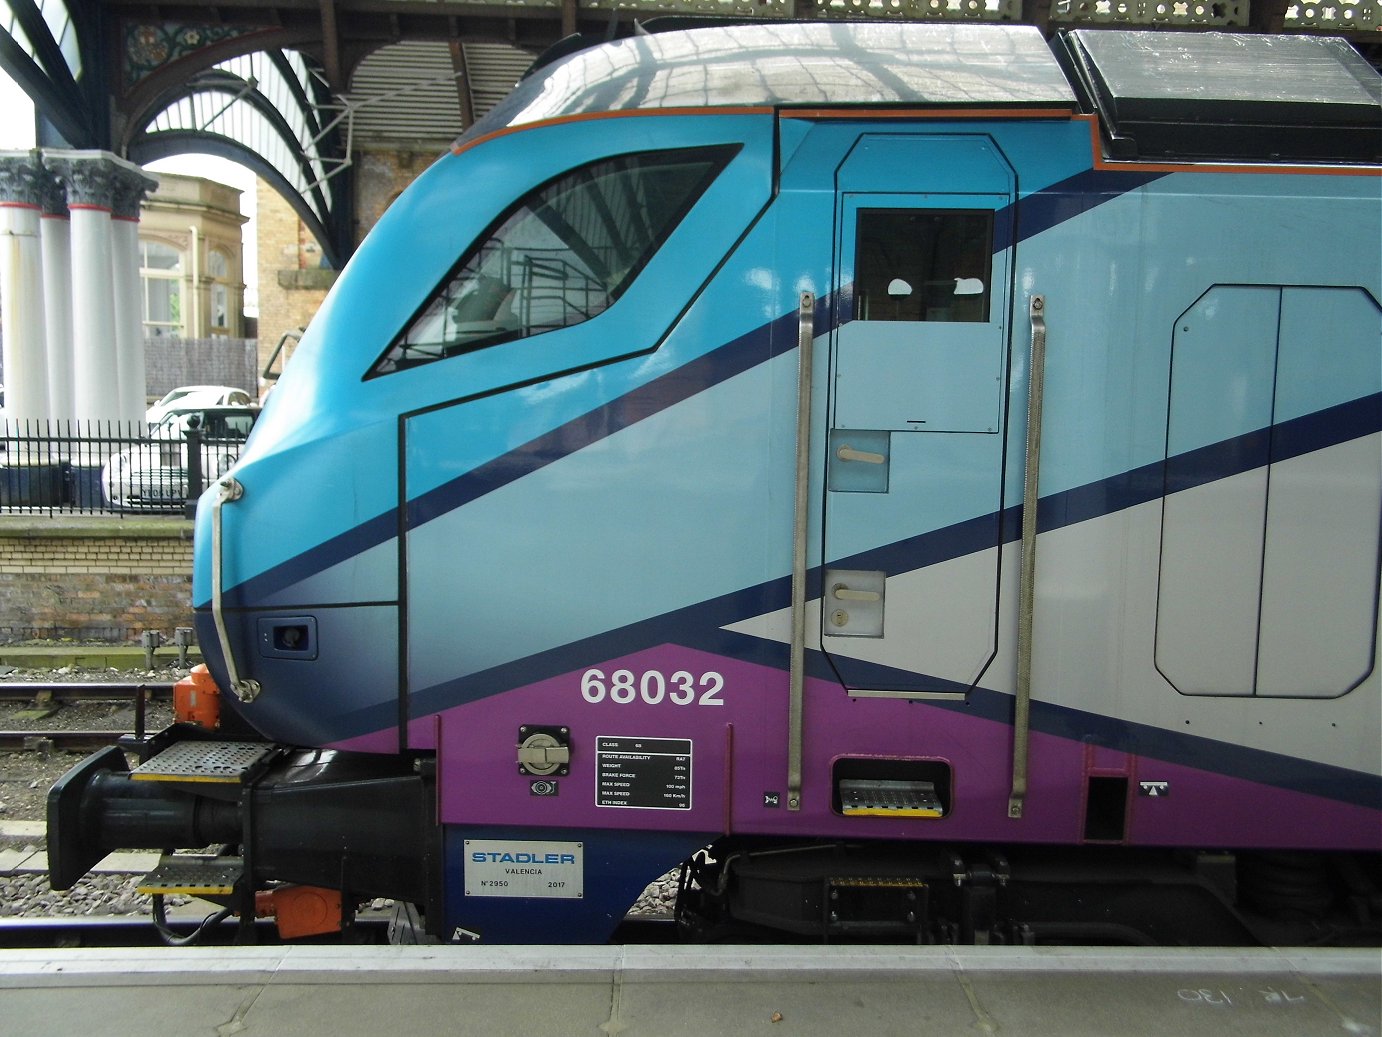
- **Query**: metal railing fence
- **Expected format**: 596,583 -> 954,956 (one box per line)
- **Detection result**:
0,419 -> 247,517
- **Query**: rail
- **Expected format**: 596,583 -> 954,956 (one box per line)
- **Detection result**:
0,916 -> 342,948
786,292 -> 815,813
0,683 -> 174,702
0,680 -> 171,748
0,730 -> 130,751
1010,294 -> 1047,820
0,913 -> 667,950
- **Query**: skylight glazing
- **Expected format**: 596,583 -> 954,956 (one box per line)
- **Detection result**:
139,48 -> 336,233
0,0 -> 80,78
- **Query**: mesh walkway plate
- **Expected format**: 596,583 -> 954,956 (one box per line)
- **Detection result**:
138,855 -> 242,896
840,779 -> 944,818
130,740 -> 272,783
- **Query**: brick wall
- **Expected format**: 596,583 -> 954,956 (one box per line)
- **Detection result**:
255,149 -> 430,381
0,518 -> 194,642
355,149 -> 430,234
255,179 -> 333,380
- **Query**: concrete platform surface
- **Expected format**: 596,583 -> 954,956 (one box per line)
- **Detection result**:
0,945 -> 1377,1037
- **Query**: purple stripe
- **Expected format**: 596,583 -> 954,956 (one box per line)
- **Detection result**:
424,644 -> 1379,850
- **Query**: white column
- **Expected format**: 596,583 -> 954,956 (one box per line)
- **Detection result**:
112,169 -> 157,424
45,153 -> 122,422
40,177 -> 73,420
71,205 -> 118,420
0,151 -> 51,421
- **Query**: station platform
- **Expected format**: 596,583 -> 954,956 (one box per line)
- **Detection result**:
1,944 -> 1377,1037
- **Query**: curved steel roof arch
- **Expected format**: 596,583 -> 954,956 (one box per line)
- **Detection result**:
0,0 -> 100,146
127,47 -> 350,267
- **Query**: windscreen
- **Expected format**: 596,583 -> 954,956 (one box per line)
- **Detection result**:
370,145 -> 739,376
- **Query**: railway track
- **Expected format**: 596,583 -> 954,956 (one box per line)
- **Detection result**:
0,729 -> 128,751
0,680 -> 175,750
0,915 -> 386,948
0,682 -> 174,702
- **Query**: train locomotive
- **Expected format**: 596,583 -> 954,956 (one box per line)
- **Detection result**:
49,22 -> 1382,946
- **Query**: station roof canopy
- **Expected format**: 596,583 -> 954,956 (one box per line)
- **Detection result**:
1,0 -> 1377,266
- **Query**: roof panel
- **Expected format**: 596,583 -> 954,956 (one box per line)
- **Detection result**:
1060,29 -> 1382,162
1070,30 -> 1380,116
466,22 -> 1074,143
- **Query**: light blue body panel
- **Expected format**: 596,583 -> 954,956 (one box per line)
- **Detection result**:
1008,172 -> 1382,506
405,358 -> 786,691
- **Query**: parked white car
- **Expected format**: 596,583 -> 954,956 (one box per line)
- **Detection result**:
103,406 -> 260,511
145,385 -> 252,425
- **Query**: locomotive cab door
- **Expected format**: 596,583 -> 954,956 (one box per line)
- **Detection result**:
821,134 -> 1015,697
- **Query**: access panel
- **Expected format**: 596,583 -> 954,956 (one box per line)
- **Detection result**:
1157,284 -> 1381,698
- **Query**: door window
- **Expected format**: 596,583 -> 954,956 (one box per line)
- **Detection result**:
854,210 -> 993,324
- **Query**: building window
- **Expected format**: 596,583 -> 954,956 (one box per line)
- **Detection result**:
211,284 -> 229,330
208,249 -> 232,333
141,240 -> 183,337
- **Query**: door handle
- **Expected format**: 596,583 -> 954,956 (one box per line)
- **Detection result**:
1010,293 -> 1047,820
787,291 -> 815,813
836,444 -> 885,464
833,584 -> 881,603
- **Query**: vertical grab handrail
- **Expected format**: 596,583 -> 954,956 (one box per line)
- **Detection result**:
1010,294 -> 1047,819
211,476 -> 262,703
787,292 -> 815,812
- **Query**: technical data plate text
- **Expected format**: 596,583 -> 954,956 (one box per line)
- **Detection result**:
464,839 -> 584,899
595,735 -> 692,810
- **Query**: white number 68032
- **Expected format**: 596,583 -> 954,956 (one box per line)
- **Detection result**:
580,668 -> 724,706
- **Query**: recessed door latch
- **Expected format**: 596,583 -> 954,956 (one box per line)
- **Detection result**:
822,569 -> 886,637
517,725 -> 571,776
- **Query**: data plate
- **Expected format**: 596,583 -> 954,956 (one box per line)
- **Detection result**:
464,839 -> 583,899
596,736 -> 692,810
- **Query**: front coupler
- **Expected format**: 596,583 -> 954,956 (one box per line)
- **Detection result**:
46,728 -> 441,939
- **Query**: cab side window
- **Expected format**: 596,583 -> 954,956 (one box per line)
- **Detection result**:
371,145 -> 739,376
854,210 -> 992,323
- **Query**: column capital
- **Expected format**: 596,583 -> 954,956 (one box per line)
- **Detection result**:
112,163 -> 159,220
39,170 -> 68,218
42,150 -> 156,212
0,150 -> 52,208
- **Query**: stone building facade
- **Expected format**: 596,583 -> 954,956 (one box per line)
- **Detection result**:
139,173 -> 248,340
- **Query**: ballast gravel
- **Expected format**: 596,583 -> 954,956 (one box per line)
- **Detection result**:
0,663 -> 185,920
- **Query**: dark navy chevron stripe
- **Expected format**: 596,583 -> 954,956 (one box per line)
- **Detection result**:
223,167 -> 1169,604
